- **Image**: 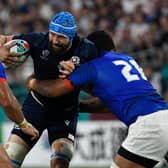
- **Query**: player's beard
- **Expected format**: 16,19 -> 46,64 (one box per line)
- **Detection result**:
49,41 -> 71,56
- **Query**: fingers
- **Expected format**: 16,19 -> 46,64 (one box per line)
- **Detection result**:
59,74 -> 67,78
3,58 -> 23,67
0,43 -> 22,62
4,42 -> 22,57
30,128 -> 40,140
59,69 -> 72,76
10,52 -> 23,57
59,61 -> 75,72
30,126 -> 39,140
4,41 -> 16,48
59,61 -> 75,77
21,124 -> 39,140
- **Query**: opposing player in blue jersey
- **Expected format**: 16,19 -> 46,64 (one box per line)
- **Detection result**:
27,30 -> 168,168
0,12 -> 98,168
0,41 -> 39,168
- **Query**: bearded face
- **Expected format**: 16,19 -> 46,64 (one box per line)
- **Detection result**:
48,31 -> 71,55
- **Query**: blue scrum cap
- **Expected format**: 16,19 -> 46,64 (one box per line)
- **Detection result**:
49,11 -> 77,42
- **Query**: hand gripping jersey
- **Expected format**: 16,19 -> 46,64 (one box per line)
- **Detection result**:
13,32 -> 98,119
68,51 -> 168,125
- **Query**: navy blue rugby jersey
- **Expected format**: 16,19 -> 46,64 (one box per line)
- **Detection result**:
13,32 -> 98,80
67,51 -> 168,125
13,32 -> 98,111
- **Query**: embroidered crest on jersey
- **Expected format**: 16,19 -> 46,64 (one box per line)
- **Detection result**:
70,56 -> 80,66
40,50 -> 50,60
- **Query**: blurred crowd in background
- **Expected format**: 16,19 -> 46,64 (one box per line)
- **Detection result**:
0,0 -> 168,122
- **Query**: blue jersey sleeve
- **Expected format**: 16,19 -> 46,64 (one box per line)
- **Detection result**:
0,62 -> 6,81
68,62 -> 97,88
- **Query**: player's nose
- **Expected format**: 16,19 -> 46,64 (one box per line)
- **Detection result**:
51,34 -> 60,43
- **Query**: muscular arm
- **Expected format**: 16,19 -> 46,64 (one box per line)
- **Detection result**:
79,96 -> 110,113
28,61 -> 96,98
27,61 -> 111,113
0,80 -> 39,139
28,78 -> 111,113
29,78 -> 72,97
0,81 -> 24,124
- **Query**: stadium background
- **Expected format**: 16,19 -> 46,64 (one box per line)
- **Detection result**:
0,0 -> 167,167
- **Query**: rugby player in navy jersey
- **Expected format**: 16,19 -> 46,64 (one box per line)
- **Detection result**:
0,42 -> 39,168
27,30 -> 168,168
0,11 -> 98,168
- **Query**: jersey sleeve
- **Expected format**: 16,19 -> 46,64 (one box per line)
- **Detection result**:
66,62 -> 97,89
13,32 -> 47,48
0,63 -> 6,82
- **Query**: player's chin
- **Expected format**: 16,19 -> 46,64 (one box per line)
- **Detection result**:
52,45 -> 63,52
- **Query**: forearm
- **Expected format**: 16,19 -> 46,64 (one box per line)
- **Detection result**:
29,78 -> 71,97
79,97 -> 110,113
30,79 -> 55,97
2,86 -> 24,124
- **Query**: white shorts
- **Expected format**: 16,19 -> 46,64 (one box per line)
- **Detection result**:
122,109 -> 168,162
